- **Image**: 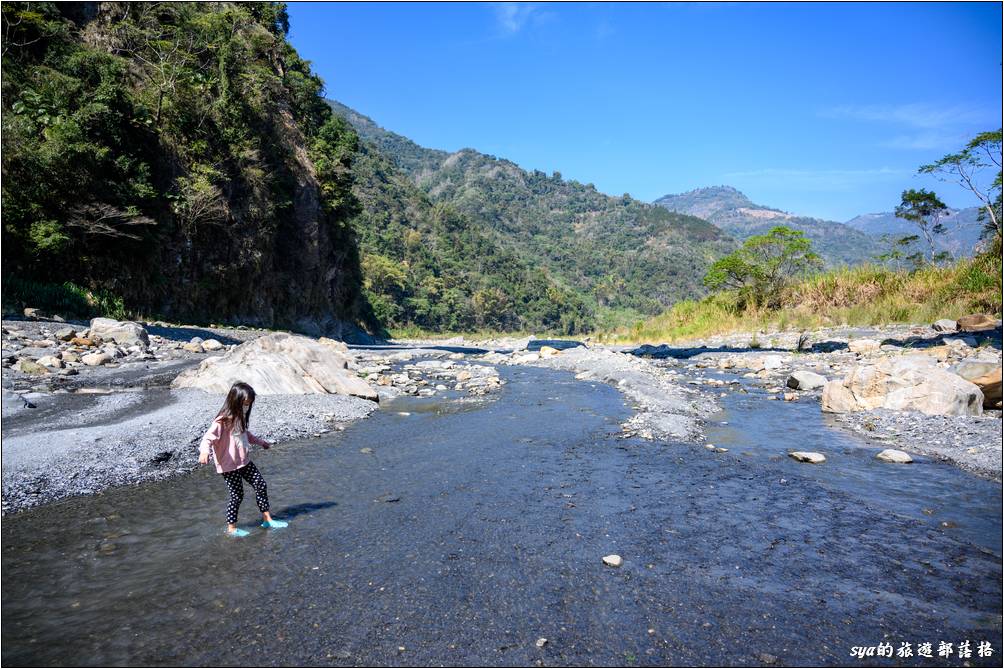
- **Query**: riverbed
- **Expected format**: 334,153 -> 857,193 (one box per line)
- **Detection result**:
2,363 -> 1000,666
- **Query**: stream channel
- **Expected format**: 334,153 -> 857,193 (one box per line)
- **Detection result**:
2,359 -> 1001,666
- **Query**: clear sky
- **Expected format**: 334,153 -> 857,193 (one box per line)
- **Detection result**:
287,2 -> 1002,221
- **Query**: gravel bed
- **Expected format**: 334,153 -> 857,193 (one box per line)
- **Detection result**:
832,408 -> 1003,480
1,388 -> 377,515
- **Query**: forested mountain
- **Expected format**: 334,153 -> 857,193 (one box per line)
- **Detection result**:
2,3 -> 736,337
845,207 -> 986,258
330,101 -> 736,329
2,2 -> 371,335
654,186 -> 876,266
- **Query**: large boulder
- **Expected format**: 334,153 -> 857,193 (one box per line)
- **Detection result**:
956,314 -> 999,333
171,332 -> 378,401
89,318 -> 149,347
932,319 -> 958,332
821,356 -> 984,416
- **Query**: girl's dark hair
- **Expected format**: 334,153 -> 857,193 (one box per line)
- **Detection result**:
217,382 -> 256,433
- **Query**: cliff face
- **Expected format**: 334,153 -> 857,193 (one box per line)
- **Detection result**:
1,2 -> 371,336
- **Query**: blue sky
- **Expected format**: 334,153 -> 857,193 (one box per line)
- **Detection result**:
287,2 -> 1002,221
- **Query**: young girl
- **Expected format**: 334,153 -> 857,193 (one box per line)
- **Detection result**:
198,381 -> 288,536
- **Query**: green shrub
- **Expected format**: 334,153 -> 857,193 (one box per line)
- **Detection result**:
2,276 -> 127,320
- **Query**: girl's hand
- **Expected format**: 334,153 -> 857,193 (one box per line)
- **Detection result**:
262,441 -> 271,450
198,452 -> 209,465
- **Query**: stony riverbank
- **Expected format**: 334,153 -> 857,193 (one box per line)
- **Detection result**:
404,320 -> 1003,480
0,318 -> 511,514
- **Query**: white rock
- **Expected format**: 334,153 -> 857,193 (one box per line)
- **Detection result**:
848,339 -> 881,354
762,355 -> 785,370
171,332 -> 378,400
821,356 -> 984,416
787,370 -> 827,390
36,355 -> 63,368
602,554 -> 623,567
81,352 -> 113,366
789,451 -> 826,464
932,319 -> 957,332
202,339 -> 224,351
876,449 -> 913,464
89,318 -> 149,347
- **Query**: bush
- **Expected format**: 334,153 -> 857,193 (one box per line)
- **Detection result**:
2,276 -> 127,319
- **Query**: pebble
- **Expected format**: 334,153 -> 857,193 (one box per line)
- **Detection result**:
602,554 -> 623,567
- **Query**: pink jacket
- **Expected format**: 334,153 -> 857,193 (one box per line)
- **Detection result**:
198,415 -> 269,473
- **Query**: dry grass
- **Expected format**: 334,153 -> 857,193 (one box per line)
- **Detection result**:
599,250 -> 1002,345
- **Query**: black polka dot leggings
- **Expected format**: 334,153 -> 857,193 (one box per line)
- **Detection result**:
221,461 -> 269,524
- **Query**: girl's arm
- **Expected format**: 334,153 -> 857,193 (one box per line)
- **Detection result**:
198,418 -> 224,463
247,430 -> 271,449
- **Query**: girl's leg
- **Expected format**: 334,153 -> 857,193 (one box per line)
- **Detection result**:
239,461 -> 270,518
221,470 -> 244,531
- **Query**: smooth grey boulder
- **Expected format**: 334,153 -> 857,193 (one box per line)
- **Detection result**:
787,370 -> 827,390
89,318 -> 149,347
932,319 -> 957,332
172,332 -> 378,401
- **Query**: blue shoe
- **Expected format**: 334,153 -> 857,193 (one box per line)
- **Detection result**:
228,528 -> 250,538
262,519 -> 288,529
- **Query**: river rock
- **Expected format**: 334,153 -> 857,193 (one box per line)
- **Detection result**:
787,370 -> 827,390
171,332 -> 378,401
762,355 -> 785,370
456,370 -> 473,382
602,554 -> 623,567
182,342 -> 205,353
70,337 -> 97,347
957,313 -> 999,332
89,318 -> 149,347
318,337 -> 349,354
932,319 -> 958,332
15,359 -> 49,375
848,339 -> 881,354
55,327 -> 77,341
202,338 -> 224,351
23,307 -> 46,319
821,357 -> 983,416
81,352 -> 113,366
876,449 -> 913,464
539,346 -> 560,357
789,451 -> 826,464
970,368 -> 1002,409
36,355 -> 63,368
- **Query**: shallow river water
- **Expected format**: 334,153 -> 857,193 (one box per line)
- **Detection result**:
2,364 -> 1001,666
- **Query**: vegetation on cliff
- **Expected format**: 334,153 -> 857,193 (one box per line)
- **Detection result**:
2,2 -> 369,333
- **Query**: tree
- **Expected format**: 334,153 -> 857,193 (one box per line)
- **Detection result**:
703,226 -> 821,309
894,189 -> 950,263
920,129 -> 1002,241
875,234 -> 924,271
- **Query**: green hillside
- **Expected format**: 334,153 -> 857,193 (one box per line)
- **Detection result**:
330,101 -> 736,328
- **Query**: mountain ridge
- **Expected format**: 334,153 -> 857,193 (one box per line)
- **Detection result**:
654,186 -> 877,266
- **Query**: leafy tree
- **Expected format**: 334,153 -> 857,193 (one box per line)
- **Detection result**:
704,226 -> 821,308
894,189 -> 950,264
875,233 -> 925,271
920,129 -> 1002,241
